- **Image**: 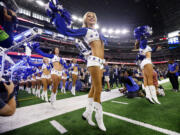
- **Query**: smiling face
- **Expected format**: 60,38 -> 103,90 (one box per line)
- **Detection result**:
72,59 -> 77,64
83,12 -> 97,28
43,57 -> 49,64
54,48 -> 59,55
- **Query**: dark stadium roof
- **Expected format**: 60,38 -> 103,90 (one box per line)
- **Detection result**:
15,0 -> 180,36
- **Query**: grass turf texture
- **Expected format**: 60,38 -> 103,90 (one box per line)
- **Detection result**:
17,90 -> 87,108
2,80 -> 180,135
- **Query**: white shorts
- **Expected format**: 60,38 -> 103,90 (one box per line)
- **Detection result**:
31,78 -> 36,81
62,76 -> 67,80
105,76 -> 110,82
41,74 -> 51,79
72,71 -> 78,75
140,58 -> 152,70
51,69 -> 62,77
87,56 -> 105,70
36,76 -> 41,80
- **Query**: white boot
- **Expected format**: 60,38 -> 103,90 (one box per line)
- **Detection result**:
82,98 -> 96,126
38,89 -> 41,98
44,91 -> 48,102
144,86 -> 154,104
62,87 -> 66,94
63,87 -> 66,94
149,86 -> 161,104
41,91 -> 45,100
50,92 -> 56,105
28,88 -> 31,94
71,86 -> 76,96
61,87 -> 63,93
49,85 -> 52,91
35,89 -> 38,96
32,88 -> 35,95
94,102 -> 106,132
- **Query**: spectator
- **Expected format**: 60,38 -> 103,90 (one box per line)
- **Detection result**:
0,2 -> 17,48
104,63 -> 110,91
113,65 -> 120,88
120,69 -> 140,98
167,59 -> 179,92
109,67 -> 114,88
0,79 -> 16,116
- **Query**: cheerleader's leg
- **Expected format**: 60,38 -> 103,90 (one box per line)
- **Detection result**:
89,66 -> 106,131
145,64 -> 161,104
71,74 -> 77,95
50,74 -> 60,105
82,85 -> 96,126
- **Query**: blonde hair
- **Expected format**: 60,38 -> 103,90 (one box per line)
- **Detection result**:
82,12 -> 97,28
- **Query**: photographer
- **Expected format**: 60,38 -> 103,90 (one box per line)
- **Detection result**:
120,69 -> 140,98
167,59 -> 179,92
0,79 -> 16,116
0,0 -> 18,48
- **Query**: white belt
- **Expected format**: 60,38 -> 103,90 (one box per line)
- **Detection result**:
36,76 -> 41,80
88,56 -> 105,64
72,71 -> 78,75
41,74 -> 51,79
87,56 -> 105,69
51,69 -> 62,76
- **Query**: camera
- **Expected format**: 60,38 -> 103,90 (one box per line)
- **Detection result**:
0,81 -> 9,103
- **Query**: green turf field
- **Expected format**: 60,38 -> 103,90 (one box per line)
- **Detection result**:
2,80 -> 180,135
17,90 -> 87,108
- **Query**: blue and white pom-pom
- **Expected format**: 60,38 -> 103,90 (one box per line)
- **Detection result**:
46,0 -> 72,26
134,25 -> 153,40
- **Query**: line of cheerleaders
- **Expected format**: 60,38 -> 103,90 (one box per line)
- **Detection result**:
16,0 -> 162,132
18,55 -> 80,102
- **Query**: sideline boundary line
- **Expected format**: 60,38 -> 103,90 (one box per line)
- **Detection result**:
104,111 -> 180,135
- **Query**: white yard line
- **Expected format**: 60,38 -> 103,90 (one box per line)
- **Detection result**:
0,89 -> 123,133
103,112 -> 180,135
111,101 -> 128,105
50,120 -> 67,134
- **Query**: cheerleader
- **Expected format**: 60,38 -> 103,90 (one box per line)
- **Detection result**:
19,78 -> 24,91
31,43 -> 67,105
26,76 -> 31,94
46,0 -> 107,131
31,68 -> 37,95
70,59 -> 80,95
35,66 -> 42,98
134,26 -> 160,104
27,57 -> 52,101
27,58 -> 42,97
61,68 -> 68,93
41,57 -> 52,102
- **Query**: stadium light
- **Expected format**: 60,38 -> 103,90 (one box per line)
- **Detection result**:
108,29 -> 114,34
122,29 -> 129,34
72,15 -> 78,21
102,28 -> 107,33
36,0 -> 45,6
115,29 -> 121,34
78,17 -> 83,22
95,24 -> 99,29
